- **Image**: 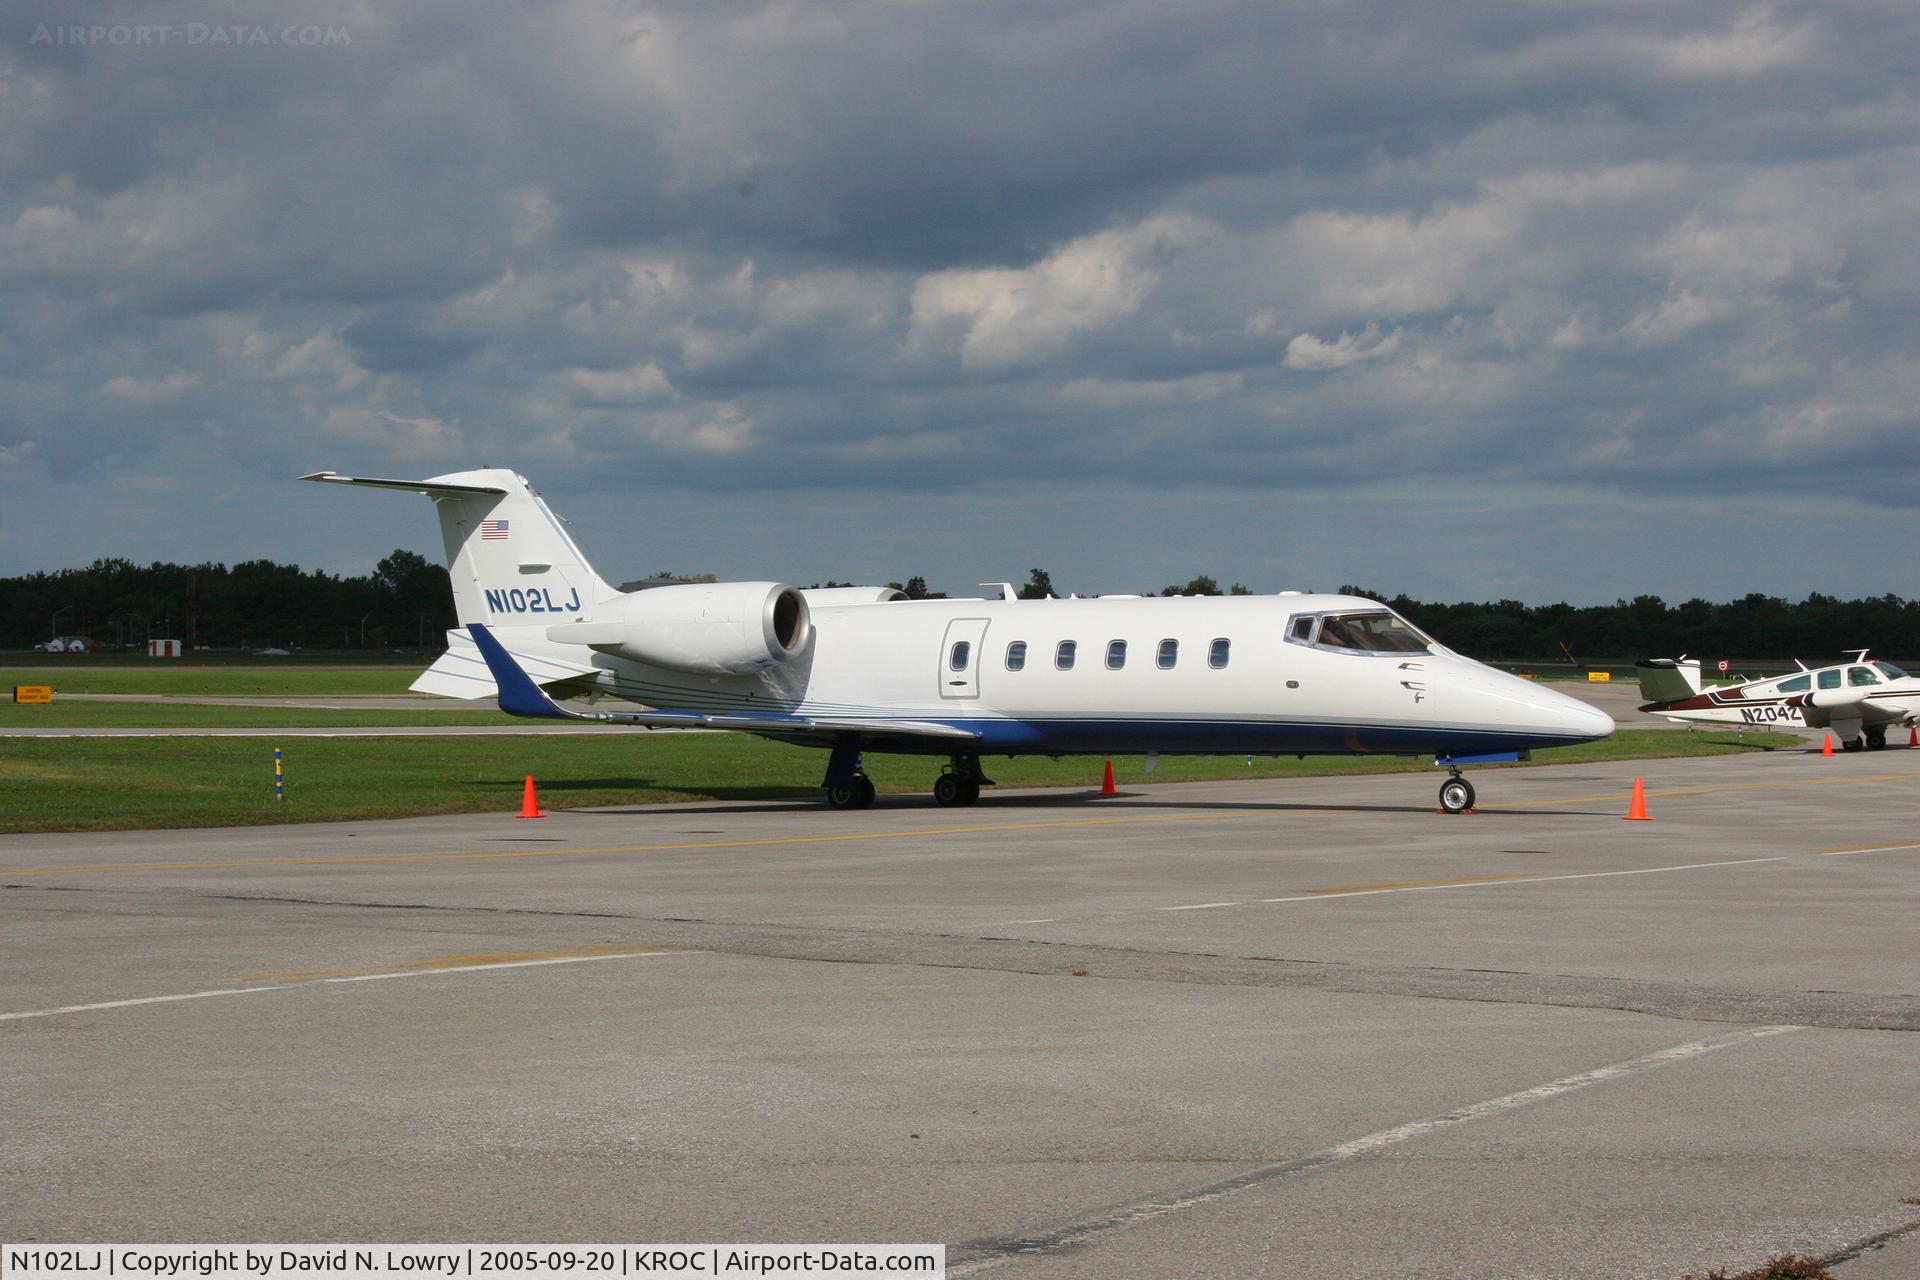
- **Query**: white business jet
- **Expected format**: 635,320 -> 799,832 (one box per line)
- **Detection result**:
306,469 -> 1614,812
1636,654 -> 1920,751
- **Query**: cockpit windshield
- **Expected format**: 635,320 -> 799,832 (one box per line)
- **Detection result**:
1875,662 -> 1909,680
1303,611 -> 1434,654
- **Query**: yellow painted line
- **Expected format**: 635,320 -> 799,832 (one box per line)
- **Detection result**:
1815,841 -> 1920,857
1498,771 -> 1920,809
1299,874 -> 1544,894
231,946 -> 669,983
0,813 -> 1227,879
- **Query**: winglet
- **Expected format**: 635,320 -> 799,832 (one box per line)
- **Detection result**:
467,623 -> 569,719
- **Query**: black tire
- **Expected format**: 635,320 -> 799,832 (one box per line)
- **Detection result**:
1842,736 -> 1865,753
957,778 -> 981,805
855,775 -> 877,808
825,784 -> 861,809
1865,730 -> 1886,751
1438,777 -> 1475,814
933,774 -> 965,806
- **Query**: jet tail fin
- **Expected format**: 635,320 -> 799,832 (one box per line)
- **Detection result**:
304,469 -> 617,629
1635,657 -> 1704,705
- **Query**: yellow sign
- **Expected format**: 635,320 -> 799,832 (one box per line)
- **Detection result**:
1586,671 -> 1612,683
13,684 -> 53,703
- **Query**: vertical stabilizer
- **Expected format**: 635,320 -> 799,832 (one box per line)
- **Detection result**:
303,469 -> 616,626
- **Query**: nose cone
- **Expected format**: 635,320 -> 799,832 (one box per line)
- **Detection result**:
1453,661 -> 1616,743
1546,690 -> 1616,741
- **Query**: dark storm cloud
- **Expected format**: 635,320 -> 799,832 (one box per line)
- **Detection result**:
1,0 -> 1917,598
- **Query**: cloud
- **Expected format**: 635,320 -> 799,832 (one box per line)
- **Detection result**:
562,362 -> 674,404
1658,8 -> 1815,76
102,371 -> 198,404
909,215 -> 1212,367
0,0 -> 1917,599
1284,325 -> 1403,371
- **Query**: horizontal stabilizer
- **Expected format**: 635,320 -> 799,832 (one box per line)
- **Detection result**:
410,628 -> 601,700
302,471 -> 508,497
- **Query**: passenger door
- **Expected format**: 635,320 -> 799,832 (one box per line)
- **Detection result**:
939,618 -> 991,700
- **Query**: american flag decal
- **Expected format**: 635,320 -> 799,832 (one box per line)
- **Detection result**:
480,519 -> 509,540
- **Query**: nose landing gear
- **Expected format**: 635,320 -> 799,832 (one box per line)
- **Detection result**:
1438,768 -> 1476,815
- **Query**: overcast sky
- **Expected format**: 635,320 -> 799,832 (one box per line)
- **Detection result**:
2,0 -> 1915,603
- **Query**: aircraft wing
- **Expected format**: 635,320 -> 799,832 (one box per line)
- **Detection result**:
465,623 -> 979,744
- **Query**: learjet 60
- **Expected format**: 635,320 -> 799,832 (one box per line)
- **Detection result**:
307,469 -> 1614,812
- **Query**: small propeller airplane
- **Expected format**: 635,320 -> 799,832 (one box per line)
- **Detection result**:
307,468 -> 1615,811
1636,653 -> 1920,751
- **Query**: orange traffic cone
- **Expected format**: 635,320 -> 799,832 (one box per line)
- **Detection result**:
1099,759 -> 1117,796
1821,734 -> 1834,758
517,774 -> 545,819
1909,726 -> 1917,747
1624,777 -> 1651,821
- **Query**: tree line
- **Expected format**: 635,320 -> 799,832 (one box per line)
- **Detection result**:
4,555 -> 1915,662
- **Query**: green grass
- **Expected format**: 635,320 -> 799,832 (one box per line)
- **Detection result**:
0,729 -> 1802,834
0,702 -> 516,729
3,663 -> 421,696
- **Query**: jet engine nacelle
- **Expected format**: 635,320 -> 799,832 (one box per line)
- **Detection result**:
547,581 -> 811,675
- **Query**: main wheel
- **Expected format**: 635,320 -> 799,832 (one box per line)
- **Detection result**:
1438,777 -> 1475,814
1842,735 -> 1865,753
1865,729 -> 1886,751
957,777 -> 981,805
933,774 -> 965,806
855,775 -> 877,807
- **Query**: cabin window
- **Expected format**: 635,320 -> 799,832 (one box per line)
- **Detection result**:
1848,666 -> 1880,686
1006,641 -> 1027,672
1107,640 -> 1127,670
1056,640 -> 1077,671
1287,616 -> 1315,644
1157,639 -> 1178,669
1777,674 -> 1811,693
949,640 -> 971,672
1876,662 -> 1909,680
1209,638 -> 1230,669
1817,669 -> 1842,690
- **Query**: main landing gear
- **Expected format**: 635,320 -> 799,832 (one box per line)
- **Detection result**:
822,743 -> 877,810
1438,767 -> 1476,815
933,755 -> 993,807
820,749 -> 996,810
824,773 -> 877,810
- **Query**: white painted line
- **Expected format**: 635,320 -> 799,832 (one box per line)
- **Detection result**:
0,985 -> 283,1023
950,1024 -> 1801,1274
0,950 -> 686,1024
1257,856 -> 1787,904
1159,901 -> 1243,912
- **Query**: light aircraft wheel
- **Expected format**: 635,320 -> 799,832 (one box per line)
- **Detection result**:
957,778 -> 981,805
855,775 -> 877,808
933,774 -> 966,806
1438,777 -> 1475,814
1865,729 -> 1887,751
1842,736 -> 1865,753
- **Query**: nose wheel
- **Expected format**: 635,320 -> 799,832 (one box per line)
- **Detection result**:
1438,771 -> 1476,814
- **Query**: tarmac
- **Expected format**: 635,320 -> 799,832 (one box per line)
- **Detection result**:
3,749 -> 1917,1276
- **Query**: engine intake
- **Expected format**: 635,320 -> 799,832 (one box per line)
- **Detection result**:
546,581 -> 811,675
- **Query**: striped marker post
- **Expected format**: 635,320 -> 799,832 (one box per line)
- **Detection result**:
274,746 -> 284,801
